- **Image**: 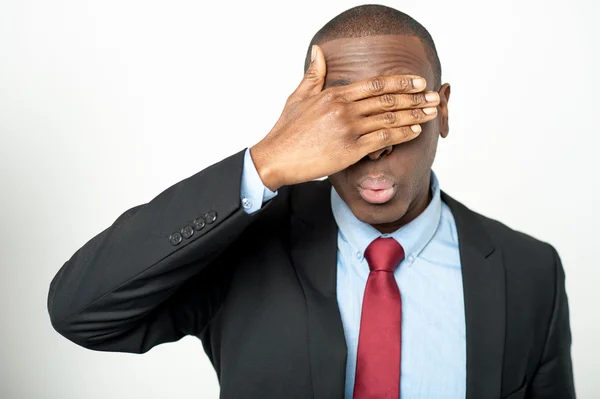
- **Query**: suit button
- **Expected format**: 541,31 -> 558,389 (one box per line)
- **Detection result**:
193,217 -> 206,231
169,232 -> 183,246
181,225 -> 194,239
204,211 -> 217,224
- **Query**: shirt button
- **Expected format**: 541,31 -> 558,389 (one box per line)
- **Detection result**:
356,251 -> 362,259
407,254 -> 415,263
241,197 -> 252,209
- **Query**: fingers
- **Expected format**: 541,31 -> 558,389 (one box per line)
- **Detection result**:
351,91 -> 440,116
335,75 -> 427,102
354,107 -> 438,134
357,125 -> 423,154
289,45 -> 327,101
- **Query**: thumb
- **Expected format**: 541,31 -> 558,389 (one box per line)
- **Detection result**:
292,45 -> 327,100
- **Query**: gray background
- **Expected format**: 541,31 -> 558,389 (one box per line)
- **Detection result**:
1,0 -> 598,397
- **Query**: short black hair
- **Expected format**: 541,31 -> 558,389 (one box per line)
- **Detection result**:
304,4 -> 442,89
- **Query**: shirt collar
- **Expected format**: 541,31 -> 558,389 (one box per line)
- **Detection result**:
330,170 -> 442,261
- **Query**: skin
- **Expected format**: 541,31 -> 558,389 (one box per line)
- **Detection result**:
320,35 -> 451,233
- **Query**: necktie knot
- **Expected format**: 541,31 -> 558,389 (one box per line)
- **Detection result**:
364,237 -> 405,272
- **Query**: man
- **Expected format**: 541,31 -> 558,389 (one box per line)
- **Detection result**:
47,4 -> 575,399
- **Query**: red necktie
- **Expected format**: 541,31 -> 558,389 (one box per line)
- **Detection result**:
353,237 -> 405,399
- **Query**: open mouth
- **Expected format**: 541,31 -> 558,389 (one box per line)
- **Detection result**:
357,178 -> 396,204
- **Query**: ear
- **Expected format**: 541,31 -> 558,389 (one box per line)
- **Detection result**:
438,83 -> 451,138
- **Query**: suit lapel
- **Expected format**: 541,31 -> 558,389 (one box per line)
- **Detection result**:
442,191 -> 506,399
289,179 -> 347,399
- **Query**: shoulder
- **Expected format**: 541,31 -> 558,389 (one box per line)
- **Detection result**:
473,205 -> 558,268
442,191 -> 558,262
442,192 -> 564,337
441,191 -> 561,293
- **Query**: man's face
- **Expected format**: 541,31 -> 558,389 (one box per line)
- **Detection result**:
320,34 -> 450,232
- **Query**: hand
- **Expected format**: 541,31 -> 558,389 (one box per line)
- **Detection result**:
250,44 -> 440,191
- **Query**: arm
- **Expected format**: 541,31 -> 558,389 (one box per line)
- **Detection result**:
529,246 -> 576,398
47,45 -> 438,354
47,148 -> 277,353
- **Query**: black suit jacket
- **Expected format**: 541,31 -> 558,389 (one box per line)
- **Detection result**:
48,148 -> 575,399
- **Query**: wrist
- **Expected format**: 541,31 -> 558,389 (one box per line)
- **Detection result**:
250,143 -> 282,192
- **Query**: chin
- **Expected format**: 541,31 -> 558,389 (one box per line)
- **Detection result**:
348,191 -> 410,226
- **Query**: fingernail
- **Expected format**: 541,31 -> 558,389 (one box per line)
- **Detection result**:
412,78 -> 426,89
311,45 -> 316,62
425,92 -> 439,102
423,107 -> 437,115
411,124 -> 422,133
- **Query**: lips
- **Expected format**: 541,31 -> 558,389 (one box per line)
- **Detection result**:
358,177 -> 396,204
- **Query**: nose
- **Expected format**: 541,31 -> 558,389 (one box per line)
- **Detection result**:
367,145 -> 393,161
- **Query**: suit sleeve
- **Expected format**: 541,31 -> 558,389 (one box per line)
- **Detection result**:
47,148 -> 275,353
530,246 -> 576,398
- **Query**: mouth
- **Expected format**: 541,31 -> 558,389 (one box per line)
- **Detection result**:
357,177 -> 396,204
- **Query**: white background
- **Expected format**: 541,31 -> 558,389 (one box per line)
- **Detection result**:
1,0 -> 599,398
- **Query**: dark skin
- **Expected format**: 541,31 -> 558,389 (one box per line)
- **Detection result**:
251,34 -> 450,234
321,35 -> 451,233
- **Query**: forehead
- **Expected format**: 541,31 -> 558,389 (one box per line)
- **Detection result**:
319,34 -> 435,90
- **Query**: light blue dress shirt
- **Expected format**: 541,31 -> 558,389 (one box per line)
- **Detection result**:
240,148 -> 466,398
